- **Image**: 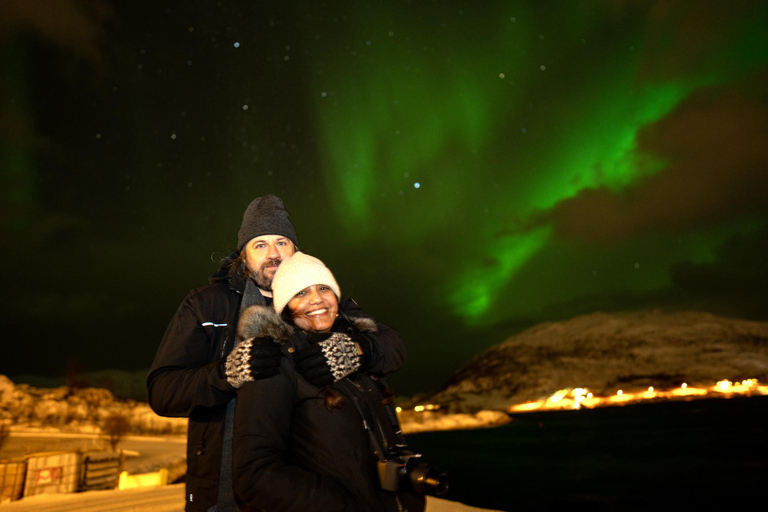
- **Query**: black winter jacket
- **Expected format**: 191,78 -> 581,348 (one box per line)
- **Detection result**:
147,269 -> 407,512
232,306 -> 424,512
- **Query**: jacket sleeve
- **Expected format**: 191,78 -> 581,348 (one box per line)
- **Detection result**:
341,299 -> 406,376
232,360 -> 366,512
146,292 -> 235,417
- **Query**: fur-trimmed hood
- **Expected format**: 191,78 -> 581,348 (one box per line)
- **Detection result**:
238,305 -> 293,343
344,314 -> 377,334
237,304 -> 378,343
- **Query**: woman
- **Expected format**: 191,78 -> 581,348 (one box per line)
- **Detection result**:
231,252 -> 427,512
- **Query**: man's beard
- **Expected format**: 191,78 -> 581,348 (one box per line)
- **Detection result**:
251,258 -> 280,290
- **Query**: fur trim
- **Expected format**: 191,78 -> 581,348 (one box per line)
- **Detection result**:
238,305 -> 293,343
348,316 -> 377,333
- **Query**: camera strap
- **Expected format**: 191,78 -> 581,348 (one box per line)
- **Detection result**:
338,379 -> 394,463
381,393 -> 407,446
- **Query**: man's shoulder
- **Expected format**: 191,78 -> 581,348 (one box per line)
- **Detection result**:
184,280 -> 236,304
339,297 -> 371,320
339,296 -> 357,307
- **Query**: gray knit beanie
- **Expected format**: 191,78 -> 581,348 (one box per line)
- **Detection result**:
272,252 -> 341,316
237,195 -> 299,251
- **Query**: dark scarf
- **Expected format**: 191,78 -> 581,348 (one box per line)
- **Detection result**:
216,278 -> 268,512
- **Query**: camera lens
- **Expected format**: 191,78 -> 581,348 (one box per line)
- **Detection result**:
409,463 -> 449,496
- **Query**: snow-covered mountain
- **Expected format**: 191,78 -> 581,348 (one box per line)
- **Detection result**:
0,375 -> 185,435
427,310 -> 768,413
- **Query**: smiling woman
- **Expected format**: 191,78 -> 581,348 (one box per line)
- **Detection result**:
231,252 -> 430,511
272,252 -> 342,332
286,284 -> 340,332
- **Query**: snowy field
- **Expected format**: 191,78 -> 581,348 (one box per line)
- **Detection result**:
2,429 -> 186,474
1,428 -> 502,511
0,483 -> 502,512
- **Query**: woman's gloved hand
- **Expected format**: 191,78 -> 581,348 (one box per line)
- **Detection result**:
295,332 -> 373,387
224,337 -> 283,389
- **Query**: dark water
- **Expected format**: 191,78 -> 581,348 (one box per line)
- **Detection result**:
407,396 -> 767,511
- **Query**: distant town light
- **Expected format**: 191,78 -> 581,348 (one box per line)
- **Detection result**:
509,379 -> 766,415
716,380 -> 732,391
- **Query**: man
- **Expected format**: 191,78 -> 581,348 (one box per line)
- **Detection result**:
147,195 -> 406,512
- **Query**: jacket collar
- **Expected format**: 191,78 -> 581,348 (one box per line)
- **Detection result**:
208,251 -> 248,294
229,270 -> 247,294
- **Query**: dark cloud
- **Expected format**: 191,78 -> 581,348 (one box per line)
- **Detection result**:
671,223 -> 768,296
0,112 -> 47,147
622,0 -> 760,81
0,289 -> 135,322
20,212 -> 90,247
542,77 -> 768,244
527,223 -> 768,325
0,0 -> 111,70
0,209 -> 90,255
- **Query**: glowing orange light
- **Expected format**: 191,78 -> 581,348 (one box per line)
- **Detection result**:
507,378 -> 765,415
716,380 -> 732,392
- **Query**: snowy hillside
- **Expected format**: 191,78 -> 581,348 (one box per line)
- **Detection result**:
0,375 -> 186,436
427,310 -> 768,413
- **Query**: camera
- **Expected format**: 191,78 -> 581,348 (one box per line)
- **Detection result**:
377,446 -> 449,496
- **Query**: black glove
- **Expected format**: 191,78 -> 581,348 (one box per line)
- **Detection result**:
224,336 -> 283,388
352,332 -> 374,370
294,332 -> 373,387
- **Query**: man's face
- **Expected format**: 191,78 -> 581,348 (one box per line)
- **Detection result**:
244,235 -> 296,289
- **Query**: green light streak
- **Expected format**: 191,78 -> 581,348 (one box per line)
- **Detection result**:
449,77 -> 692,324
518,80 -> 690,214
455,226 -> 551,324
310,3 -> 533,233
0,39 -> 36,234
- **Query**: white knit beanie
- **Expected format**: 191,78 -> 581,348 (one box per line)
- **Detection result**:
271,252 -> 341,316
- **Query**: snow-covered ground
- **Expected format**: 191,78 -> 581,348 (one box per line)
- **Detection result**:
2,428 -> 186,474
399,410 -> 510,433
0,483 -> 503,512
1,426 -> 501,511
0,484 -> 185,512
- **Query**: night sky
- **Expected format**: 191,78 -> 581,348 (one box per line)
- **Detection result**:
2,1 -> 767,395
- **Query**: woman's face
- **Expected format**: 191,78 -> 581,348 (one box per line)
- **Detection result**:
287,284 -> 339,333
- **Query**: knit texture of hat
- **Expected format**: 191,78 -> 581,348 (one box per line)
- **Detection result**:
272,252 -> 341,316
237,195 -> 299,251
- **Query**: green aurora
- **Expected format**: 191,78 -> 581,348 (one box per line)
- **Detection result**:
300,2 -> 768,327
